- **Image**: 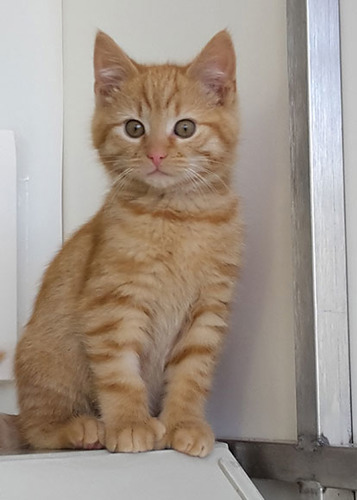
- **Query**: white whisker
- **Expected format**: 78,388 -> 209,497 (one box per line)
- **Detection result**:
187,166 -> 218,195
185,167 -> 213,196
108,167 -> 135,201
200,165 -> 229,191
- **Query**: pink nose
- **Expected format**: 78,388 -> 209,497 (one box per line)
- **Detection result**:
147,152 -> 167,168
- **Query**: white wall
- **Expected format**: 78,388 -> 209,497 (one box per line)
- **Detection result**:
340,0 -> 357,440
0,0 -> 63,412
62,0 -> 296,442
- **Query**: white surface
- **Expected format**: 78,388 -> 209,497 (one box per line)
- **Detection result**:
0,443 -> 264,500
340,0 -> 357,444
0,132 -> 17,381
62,0 -> 296,442
0,0 -> 63,409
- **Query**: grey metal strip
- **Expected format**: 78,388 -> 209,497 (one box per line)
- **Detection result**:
306,0 -> 351,447
287,0 -> 351,446
299,482 -> 323,500
324,490 -> 355,500
226,440 -> 357,492
286,0 -> 317,442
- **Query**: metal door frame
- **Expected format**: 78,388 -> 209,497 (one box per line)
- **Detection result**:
226,1 -> 356,498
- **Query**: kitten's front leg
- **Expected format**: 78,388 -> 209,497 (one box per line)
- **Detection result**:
83,294 -> 165,452
159,287 -> 232,458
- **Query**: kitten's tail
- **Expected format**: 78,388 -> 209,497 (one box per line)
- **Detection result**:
0,414 -> 24,452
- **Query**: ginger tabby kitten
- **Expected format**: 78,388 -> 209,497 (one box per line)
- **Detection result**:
8,30 -> 242,457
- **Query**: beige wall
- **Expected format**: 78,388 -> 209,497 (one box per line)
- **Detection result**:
62,0 -> 296,443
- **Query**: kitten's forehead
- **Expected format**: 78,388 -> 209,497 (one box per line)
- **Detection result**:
130,65 -> 193,115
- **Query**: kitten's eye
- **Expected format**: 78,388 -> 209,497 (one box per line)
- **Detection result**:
174,119 -> 196,138
125,120 -> 145,138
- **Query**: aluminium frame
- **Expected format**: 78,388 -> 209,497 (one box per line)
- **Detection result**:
225,1 -> 356,498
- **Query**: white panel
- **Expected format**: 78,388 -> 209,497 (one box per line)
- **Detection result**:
0,132 -> 17,381
63,0 -> 295,441
340,0 -> 357,442
0,443 -> 263,500
0,0 -> 63,329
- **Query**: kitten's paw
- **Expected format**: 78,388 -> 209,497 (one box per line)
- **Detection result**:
105,417 -> 165,453
65,416 -> 105,450
158,419 -> 214,458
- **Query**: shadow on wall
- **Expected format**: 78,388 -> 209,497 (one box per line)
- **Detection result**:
208,88 -> 296,441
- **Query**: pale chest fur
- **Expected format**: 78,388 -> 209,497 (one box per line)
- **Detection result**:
100,202 -> 241,411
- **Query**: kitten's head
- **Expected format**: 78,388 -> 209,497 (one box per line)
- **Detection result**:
92,30 -> 238,194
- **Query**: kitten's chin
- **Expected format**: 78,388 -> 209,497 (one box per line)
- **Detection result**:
141,171 -> 181,190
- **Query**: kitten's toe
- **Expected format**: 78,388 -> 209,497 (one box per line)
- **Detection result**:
105,417 -> 165,453
66,416 -> 104,450
150,418 -> 166,440
162,420 -> 214,458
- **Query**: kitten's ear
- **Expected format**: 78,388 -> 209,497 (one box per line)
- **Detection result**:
187,31 -> 236,104
94,31 -> 138,103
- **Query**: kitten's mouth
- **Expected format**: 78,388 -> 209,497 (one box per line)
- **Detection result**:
142,165 -> 180,189
147,167 -> 170,177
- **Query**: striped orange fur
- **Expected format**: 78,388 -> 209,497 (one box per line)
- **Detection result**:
10,30 -> 243,457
